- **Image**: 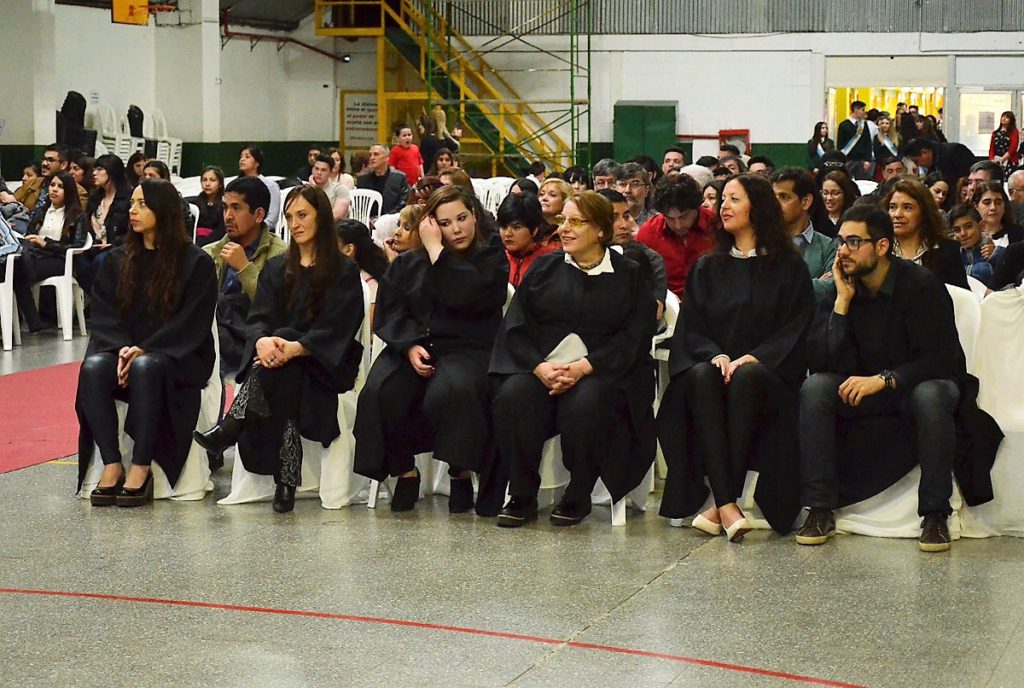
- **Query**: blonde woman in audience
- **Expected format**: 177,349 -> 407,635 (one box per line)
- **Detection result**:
537,178 -> 572,243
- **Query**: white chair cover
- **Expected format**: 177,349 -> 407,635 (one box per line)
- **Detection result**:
78,318 -> 222,501
218,281 -> 374,508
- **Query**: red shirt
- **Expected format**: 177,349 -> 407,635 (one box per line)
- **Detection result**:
507,242 -> 558,287
388,144 -> 423,186
636,206 -> 718,298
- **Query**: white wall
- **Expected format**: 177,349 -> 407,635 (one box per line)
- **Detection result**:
465,31 -> 1024,147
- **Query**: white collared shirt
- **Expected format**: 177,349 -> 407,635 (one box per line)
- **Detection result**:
565,247 -> 614,275
39,205 -> 65,242
728,245 -> 762,259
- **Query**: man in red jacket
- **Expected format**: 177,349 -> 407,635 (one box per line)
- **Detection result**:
636,173 -> 718,299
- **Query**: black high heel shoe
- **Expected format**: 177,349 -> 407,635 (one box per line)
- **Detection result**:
90,467 -> 125,507
193,415 -> 243,454
273,484 -> 296,513
448,477 -> 475,514
390,468 -> 420,512
116,471 -> 154,507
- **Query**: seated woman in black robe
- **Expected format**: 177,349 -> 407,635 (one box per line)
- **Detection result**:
195,185 -> 365,513
8,172 -> 87,332
658,174 -> 814,540
76,179 -> 217,507
353,185 -> 509,515
491,191 -> 658,528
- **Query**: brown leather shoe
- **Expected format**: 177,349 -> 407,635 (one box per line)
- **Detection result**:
795,507 -> 836,546
919,513 -> 951,552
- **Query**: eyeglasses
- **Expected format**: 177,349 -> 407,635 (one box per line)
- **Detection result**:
614,179 -> 648,191
554,215 -> 591,230
835,236 -> 877,250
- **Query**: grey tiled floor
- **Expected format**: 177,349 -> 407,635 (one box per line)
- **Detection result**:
3,339 -> 1024,687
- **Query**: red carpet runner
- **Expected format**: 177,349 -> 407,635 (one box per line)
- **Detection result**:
0,362 -> 80,473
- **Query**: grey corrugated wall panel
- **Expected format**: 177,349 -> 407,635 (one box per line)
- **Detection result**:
443,0 -> 1024,35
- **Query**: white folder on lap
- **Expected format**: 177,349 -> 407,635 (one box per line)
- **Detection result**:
545,334 -> 588,364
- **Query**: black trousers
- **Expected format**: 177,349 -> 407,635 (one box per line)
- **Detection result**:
493,373 -> 612,501
799,373 -> 960,516
2,250 -> 63,328
78,352 -> 177,467
683,362 -> 789,507
374,350 -> 491,477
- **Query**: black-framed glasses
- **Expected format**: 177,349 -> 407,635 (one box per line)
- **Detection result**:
836,236 -> 877,250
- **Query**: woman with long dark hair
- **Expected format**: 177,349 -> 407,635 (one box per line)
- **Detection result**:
491,191 -> 657,527
185,165 -> 226,246
807,121 -> 835,171
70,155 -> 95,196
658,174 -> 814,540
972,179 -> 1024,247
819,170 -> 860,238
11,172 -> 87,331
884,177 -> 968,288
989,111 -> 1019,168
77,154 -> 134,294
125,151 -> 147,187
195,185 -> 365,513
336,218 -> 389,325
924,173 -> 952,213
353,185 -> 509,515
76,179 -> 217,507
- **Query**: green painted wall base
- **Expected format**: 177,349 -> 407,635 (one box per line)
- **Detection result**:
1,145 -> 44,182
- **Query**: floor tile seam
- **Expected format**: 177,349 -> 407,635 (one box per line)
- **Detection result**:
502,538 -> 716,686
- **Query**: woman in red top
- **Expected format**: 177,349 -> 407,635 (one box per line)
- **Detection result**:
498,191 -> 556,287
989,111 -> 1020,168
388,122 -> 424,186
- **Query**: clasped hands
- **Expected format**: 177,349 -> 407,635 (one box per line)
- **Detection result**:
710,353 -> 758,383
534,359 -> 593,396
23,234 -> 47,248
254,336 -> 303,369
117,346 -> 145,388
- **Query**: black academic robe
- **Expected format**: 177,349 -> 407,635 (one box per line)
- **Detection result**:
353,235 -> 509,481
808,260 -> 1003,507
235,254 -> 365,476
490,249 -> 658,502
658,250 -> 815,532
76,244 -> 217,489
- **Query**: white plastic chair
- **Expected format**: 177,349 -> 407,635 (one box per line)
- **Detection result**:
947,283 -> 982,373
854,179 -> 878,195
350,189 -> 382,226
78,317 -> 221,501
33,233 -> 92,341
1,253 -> 21,351
188,203 -> 200,243
219,281 -> 374,508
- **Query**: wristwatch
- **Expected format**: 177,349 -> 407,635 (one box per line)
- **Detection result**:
879,370 -> 895,390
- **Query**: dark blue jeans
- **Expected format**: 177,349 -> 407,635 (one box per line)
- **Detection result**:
799,373 -> 960,516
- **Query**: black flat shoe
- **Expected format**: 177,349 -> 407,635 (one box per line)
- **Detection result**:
390,469 -> 420,512
90,468 -> 125,507
193,416 -> 243,454
116,472 -> 154,507
273,484 -> 296,513
448,477 -> 475,514
549,494 -> 591,527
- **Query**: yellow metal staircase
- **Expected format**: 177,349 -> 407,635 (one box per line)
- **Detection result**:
315,0 -> 577,174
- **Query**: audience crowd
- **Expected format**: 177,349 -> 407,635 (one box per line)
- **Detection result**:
2,99 -> 1022,553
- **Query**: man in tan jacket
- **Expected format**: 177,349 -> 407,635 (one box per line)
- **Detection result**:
203,176 -> 287,377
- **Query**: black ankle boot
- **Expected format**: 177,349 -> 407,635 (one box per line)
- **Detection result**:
391,469 -> 420,512
193,415 -> 243,454
448,477 -> 474,514
273,484 -> 296,513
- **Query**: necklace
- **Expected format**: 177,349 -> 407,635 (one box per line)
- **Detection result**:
575,255 -> 603,270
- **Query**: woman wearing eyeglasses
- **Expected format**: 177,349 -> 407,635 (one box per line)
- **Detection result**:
884,177 -> 968,289
658,174 -> 814,541
818,171 -> 859,238
354,185 -> 509,515
491,191 -> 658,528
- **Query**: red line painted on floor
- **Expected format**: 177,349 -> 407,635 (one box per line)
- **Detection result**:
0,587 -> 864,688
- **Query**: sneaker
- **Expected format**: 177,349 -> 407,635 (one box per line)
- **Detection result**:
549,495 -> 592,527
496,497 -> 538,528
795,507 -> 836,546
919,513 -> 951,552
